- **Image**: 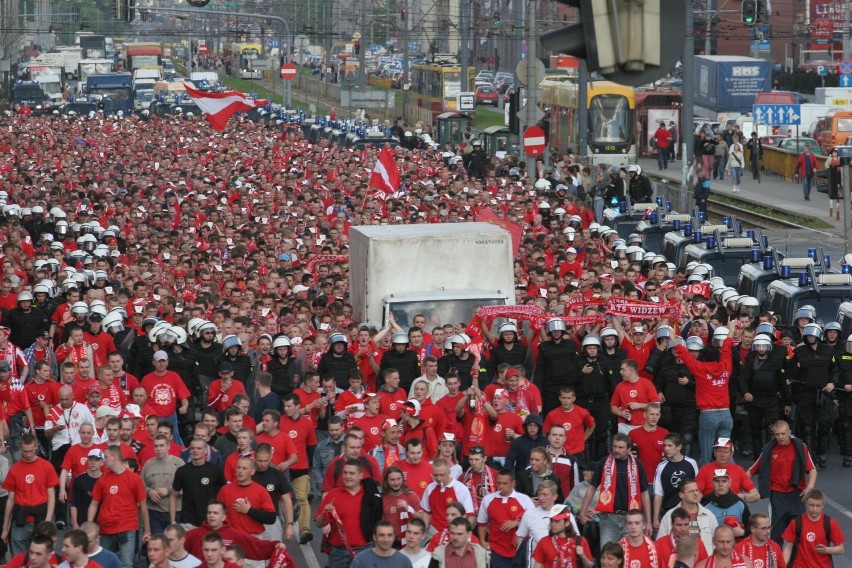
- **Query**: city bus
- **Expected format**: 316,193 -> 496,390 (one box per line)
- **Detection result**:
410,54 -> 475,118
227,43 -> 263,80
540,79 -> 637,167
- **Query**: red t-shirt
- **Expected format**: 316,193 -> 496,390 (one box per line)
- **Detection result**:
317,487 -> 370,547
734,539 -> 786,568
477,491 -> 534,558
255,431 -> 297,466
0,381 -> 31,415
544,406 -> 595,454
2,457 -> 59,506
696,462 -> 755,495
621,337 -> 655,380
781,514 -> 845,568
656,534 -> 709,565
484,412 -> 524,458
278,414 -> 317,470
352,413 -> 389,452
746,442 -> 815,493
419,400 -> 446,437
91,468 -> 146,534
611,379 -> 660,425
396,459 -> 433,499
140,371 -> 190,417
207,379 -> 247,412
293,388 -> 322,423
378,389 -> 404,420
113,372 -> 140,400
61,443 -> 105,480
533,535 -> 595,566
435,392 -> 465,435
629,426 -> 670,483
25,380 -> 56,427
217,481 -> 276,535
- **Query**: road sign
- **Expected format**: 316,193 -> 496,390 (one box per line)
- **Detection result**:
817,65 -> 829,76
267,39 -> 280,48
280,63 -> 297,80
515,57 -> 545,87
841,60 -> 852,75
523,125 -> 546,157
752,104 -> 801,126
517,103 -> 545,126
842,75 -> 852,88
458,92 -> 475,112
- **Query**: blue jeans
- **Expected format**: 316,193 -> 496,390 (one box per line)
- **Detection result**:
9,521 -> 33,557
149,509 -> 171,535
658,148 -> 668,170
804,175 -> 813,198
730,166 -> 742,186
598,512 -> 627,553
164,412 -> 185,447
330,545 -> 369,568
101,530 -> 138,568
713,155 -> 726,179
491,552 -> 515,568
699,409 -> 733,466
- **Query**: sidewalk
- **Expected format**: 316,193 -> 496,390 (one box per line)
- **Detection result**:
637,157 -> 844,234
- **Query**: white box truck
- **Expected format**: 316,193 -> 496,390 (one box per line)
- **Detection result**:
349,223 -> 516,328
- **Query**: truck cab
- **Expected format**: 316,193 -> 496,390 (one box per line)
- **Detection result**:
11,81 -> 52,115
33,75 -> 63,103
767,272 -> 852,328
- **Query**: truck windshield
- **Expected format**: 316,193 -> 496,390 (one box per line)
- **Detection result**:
39,82 -> 62,95
89,87 -> 131,101
388,298 -> 506,329
13,87 -> 44,99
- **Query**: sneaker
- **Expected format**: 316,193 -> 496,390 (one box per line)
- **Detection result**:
818,456 -> 827,469
844,457 -> 852,468
300,532 -> 314,544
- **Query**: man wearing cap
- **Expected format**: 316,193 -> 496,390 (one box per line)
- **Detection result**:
399,399 -> 439,459
141,350 -> 190,447
70,449 -> 105,527
24,331 -> 59,383
700,468 -> 750,540
207,362 -> 247,414
83,311 -> 116,362
657,480 -> 718,552
746,420 -> 816,544
369,419 -> 406,474
530,506 -> 594,568
696,439 -> 760,503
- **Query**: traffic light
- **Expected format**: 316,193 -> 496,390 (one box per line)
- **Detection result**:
742,0 -> 758,25
540,0 -> 685,87
113,0 -> 125,21
493,10 -> 501,25
400,8 -> 406,21
126,0 -> 135,22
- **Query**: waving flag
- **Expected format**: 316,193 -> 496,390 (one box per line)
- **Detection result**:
184,85 -> 268,132
369,147 -> 401,198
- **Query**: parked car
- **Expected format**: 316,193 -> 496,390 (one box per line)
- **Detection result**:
475,85 -> 499,105
777,136 -> 820,154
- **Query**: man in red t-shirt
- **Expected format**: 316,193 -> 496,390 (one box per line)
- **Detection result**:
140,351 -> 190,446
396,438 -> 433,500
483,389 -> 524,462
420,460 -> 474,532
281,393 -> 317,544
629,402 -> 669,483
59,422 -> 102,502
217,456 -> 276,535
207,362 -> 247,413
1,434 -> 59,556
476,469 -> 535,565
543,385 -> 595,455
696,439 -> 759,502
351,393 -> 389,452
88,445 -> 150,568
734,513 -> 785,568
781,489 -> 845,568
315,460 -> 372,561
435,374 -> 465,435
610,359 -> 660,433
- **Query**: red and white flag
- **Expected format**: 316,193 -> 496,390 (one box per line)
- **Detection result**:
184,85 -> 269,132
369,147 -> 401,199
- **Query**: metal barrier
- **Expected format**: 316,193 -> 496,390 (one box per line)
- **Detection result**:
757,145 -> 826,182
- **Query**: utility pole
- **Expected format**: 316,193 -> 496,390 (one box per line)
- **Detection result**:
523,0 -> 537,175
459,0 -> 470,92
681,0 -> 695,212
578,59 -> 587,158
402,0 -> 409,120
844,0 -> 851,60
358,0 -> 366,90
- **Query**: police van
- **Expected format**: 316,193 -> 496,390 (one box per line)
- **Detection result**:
737,252 -> 829,310
766,271 -> 852,327
835,301 -> 852,337
663,223 -> 732,270
635,213 -> 691,253
603,203 -> 659,240
681,231 -> 782,287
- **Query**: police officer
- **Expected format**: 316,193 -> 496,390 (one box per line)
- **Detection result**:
626,165 -> 653,203
788,323 -> 838,469
572,334 -> 612,460
739,335 -> 791,460
837,334 -> 852,468
463,139 -> 488,178
650,330 -> 698,458
536,318 -> 578,416
487,322 -> 528,380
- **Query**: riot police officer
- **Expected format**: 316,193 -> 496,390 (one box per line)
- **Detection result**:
572,334 -> 612,460
536,318 -> 578,416
739,335 -> 791,459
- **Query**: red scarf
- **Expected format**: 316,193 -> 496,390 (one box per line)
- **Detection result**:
620,536 -> 658,568
462,466 -> 496,515
706,549 -> 746,568
597,455 -> 641,513
741,541 -> 775,568
551,535 -> 579,568
383,444 -> 399,470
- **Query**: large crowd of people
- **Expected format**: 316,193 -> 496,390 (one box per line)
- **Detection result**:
0,108 -> 844,568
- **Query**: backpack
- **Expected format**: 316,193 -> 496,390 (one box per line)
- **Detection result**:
790,513 -> 833,566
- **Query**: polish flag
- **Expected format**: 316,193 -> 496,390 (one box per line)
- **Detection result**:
184,85 -> 269,132
369,147 -> 401,198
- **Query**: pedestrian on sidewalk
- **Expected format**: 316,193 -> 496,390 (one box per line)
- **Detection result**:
826,148 -> 842,220
668,121 -> 679,162
746,132 -> 762,180
727,137 -> 745,193
795,145 -> 819,201
654,121 -> 673,170
713,133 -> 729,180
700,132 -> 716,180
695,172 -> 711,217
